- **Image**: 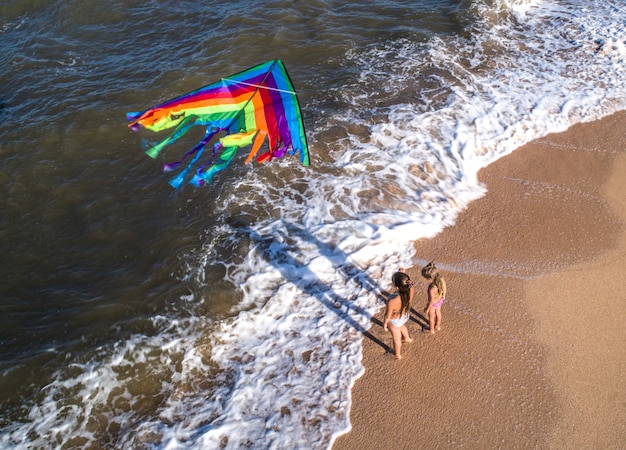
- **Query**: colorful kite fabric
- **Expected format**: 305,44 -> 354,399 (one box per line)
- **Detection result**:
126,59 -> 310,188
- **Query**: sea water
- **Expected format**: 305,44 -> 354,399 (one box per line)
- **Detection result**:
1,0 -> 625,448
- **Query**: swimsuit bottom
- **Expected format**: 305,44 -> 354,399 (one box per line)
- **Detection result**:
389,313 -> 410,328
432,297 -> 445,309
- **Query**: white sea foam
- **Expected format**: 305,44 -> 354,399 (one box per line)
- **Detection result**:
159,1 -> 626,448
3,0 -> 626,448
181,1 -> 626,448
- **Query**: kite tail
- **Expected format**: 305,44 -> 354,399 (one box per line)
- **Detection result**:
190,144 -> 239,187
169,145 -> 206,189
170,130 -> 219,189
163,128 -> 219,173
187,130 -> 257,186
126,112 -> 144,131
257,143 -> 285,164
145,115 -> 197,159
244,131 -> 267,164
273,144 -> 289,159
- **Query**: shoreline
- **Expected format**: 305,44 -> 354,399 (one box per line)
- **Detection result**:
334,112 -> 626,449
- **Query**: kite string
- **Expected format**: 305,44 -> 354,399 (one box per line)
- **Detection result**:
221,78 -> 296,95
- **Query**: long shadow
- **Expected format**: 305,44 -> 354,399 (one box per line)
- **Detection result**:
410,308 -> 430,332
246,221 -> 392,354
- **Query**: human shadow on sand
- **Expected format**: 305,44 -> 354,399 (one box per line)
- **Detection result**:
410,308 -> 430,332
245,220 -> 391,354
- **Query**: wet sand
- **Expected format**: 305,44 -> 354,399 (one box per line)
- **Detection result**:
334,112 -> 626,449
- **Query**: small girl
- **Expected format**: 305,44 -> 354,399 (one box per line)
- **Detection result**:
422,262 -> 446,334
383,268 -> 414,359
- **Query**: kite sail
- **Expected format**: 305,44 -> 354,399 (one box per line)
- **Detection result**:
126,59 -> 310,188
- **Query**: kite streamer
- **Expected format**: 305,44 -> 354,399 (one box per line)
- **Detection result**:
127,60 -> 309,188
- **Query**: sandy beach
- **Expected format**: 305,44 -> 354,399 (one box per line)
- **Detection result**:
334,112 -> 626,449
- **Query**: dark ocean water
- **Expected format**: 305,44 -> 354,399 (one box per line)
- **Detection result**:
1,0 -> 625,448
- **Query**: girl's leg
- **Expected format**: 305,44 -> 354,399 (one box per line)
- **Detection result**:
401,325 -> 413,343
435,309 -> 442,331
428,309 -> 436,334
389,326 -> 403,359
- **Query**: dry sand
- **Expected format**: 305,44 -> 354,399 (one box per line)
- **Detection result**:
334,112 -> 626,449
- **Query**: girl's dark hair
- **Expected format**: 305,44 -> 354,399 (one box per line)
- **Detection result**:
392,271 -> 413,315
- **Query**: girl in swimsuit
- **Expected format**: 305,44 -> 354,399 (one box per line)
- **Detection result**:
422,261 -> 446,334
383,268 -> 414,359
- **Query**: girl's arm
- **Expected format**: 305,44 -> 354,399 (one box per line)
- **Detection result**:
383,305 -> 391,331
424,284 -> 438,312
383,296 -> 396,331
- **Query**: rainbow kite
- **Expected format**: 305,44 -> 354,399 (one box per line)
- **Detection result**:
127,60 -> 310,188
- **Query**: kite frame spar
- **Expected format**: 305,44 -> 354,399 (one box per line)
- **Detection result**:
126,59 -> 309,188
